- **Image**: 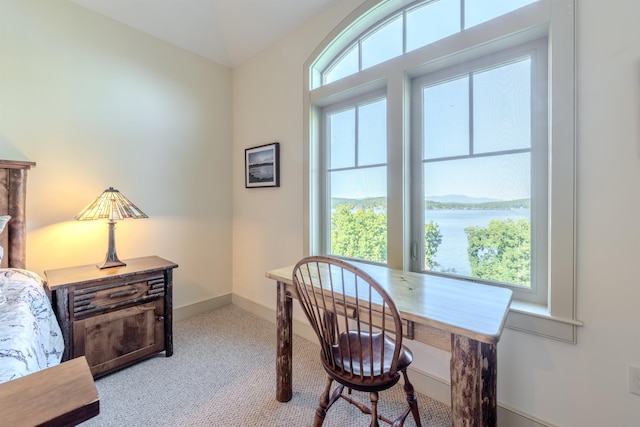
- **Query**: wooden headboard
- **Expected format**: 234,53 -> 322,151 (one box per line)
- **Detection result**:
0,160 -> 36,269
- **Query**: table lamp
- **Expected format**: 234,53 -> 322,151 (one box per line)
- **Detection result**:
75,187 -> 148,269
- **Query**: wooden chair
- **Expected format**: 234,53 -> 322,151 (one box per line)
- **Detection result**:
293,256 -> 422,427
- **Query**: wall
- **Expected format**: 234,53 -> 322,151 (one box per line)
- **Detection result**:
231,1 -> 365,309
0,0 -> 233,310
231,0 -> 640,425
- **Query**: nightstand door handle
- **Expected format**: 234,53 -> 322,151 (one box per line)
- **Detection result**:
157,316 -> 164,321
109,289 -> 138,299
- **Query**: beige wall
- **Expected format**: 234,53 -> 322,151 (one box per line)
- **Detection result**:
0,0 -> 233,309
232,0 -> 640,426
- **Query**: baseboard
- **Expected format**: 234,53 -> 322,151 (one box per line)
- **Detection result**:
405,364 -> 452,407
403,369 -> 554,426
173,293 -> 232,322
232,293 -> 318,339
497,404 -> 557,427
198,295 -> 555,427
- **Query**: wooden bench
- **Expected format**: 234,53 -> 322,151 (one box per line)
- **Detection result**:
0,356 -> 99,426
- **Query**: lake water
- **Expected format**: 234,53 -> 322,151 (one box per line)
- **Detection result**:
248,165 -> 274,182
426,208 -> 530,276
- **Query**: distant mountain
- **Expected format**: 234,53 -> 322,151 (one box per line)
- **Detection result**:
330,195 -> 529,211
426,195 -> 500,204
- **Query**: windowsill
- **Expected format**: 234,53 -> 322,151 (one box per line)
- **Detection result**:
506,300 -> 583,343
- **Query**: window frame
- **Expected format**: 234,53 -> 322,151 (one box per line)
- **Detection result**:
303,0 -> 581,343
321,90 -> 389,260
410,38 -> 549,304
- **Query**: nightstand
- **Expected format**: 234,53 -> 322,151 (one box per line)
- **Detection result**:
45,256 -> 178,378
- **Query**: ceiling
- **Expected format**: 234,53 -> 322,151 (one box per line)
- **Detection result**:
70,0 -> 343,68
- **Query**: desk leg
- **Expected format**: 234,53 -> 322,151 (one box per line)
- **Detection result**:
276,281 -> 293,402
451,334 -> 497,427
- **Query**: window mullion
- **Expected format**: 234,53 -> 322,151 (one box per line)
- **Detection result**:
422,148 -> 532,164
355,106 -> 359,167
468,71 -> 474,155
402,10 -> 407,54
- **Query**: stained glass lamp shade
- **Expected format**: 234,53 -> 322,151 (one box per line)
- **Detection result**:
75,187 -> 148,269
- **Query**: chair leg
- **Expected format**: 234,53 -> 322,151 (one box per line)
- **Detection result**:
314,377 -> 334,427
369,391 -> 380,427
401,369 -> 422,427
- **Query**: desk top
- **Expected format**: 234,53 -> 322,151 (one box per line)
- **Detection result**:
266,261 -> 513,345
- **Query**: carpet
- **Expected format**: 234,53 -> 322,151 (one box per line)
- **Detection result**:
82,304 -> 451,426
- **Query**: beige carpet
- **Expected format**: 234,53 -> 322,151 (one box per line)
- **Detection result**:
82,304 -> 451,426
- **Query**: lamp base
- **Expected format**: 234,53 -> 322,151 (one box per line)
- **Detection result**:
97,257 -> 126,269
97,220 -> 127,269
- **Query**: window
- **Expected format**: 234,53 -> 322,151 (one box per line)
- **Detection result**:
317,0 -> 538,88
304,0 -> 579,342
324,95 -> 388,263
411,41 -> 548,305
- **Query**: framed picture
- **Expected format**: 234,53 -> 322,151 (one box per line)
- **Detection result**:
245,142 -> 280,188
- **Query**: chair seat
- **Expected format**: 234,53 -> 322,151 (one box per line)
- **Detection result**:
324,331 -> 413,392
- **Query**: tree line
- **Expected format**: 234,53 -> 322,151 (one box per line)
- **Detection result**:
330,200 -> 530,287
425,199 -> 530,210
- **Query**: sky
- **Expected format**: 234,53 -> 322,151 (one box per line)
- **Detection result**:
327,0 -> 536,201
248,147 -> 274,165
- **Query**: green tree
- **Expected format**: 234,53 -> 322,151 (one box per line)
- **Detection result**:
465,219 -> 530,286
331,203 -> 443,266
424,221 -> 442,270
331,204 -> 387,262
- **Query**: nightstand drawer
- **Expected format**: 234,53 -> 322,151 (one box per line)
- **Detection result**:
73,275 -> 165,317
73,300 -> 165,377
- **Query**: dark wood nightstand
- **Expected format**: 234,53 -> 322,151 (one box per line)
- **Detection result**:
45,256 -> 178,378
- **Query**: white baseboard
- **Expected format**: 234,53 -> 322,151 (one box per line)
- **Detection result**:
192,295 -> 554,427
406,364 -> 452,407
497,403 -> 558,427
174,293 -> 232,322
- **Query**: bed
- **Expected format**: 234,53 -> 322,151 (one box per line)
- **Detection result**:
0,160 -> 64,384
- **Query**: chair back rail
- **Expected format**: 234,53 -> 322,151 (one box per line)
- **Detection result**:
293,256 -> 404,382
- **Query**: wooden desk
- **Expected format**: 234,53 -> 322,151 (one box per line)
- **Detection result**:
0,356 -> 99,426
266,262 -> 512,427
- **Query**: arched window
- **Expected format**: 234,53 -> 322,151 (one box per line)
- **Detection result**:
303,0 -> 579,342
315,0 -> 537,87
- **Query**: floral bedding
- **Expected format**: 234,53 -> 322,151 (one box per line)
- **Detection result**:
0,268 -> 64,383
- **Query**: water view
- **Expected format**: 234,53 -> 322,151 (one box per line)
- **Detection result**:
427,208 -> 530,276
248,164 -> 274,182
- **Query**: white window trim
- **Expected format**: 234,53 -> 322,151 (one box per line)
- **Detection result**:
303,0 -> 582,343
410,38 -> 548,305
321,90 -> 389,257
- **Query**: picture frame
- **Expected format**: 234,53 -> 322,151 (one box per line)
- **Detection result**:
245,142 -> 280,188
